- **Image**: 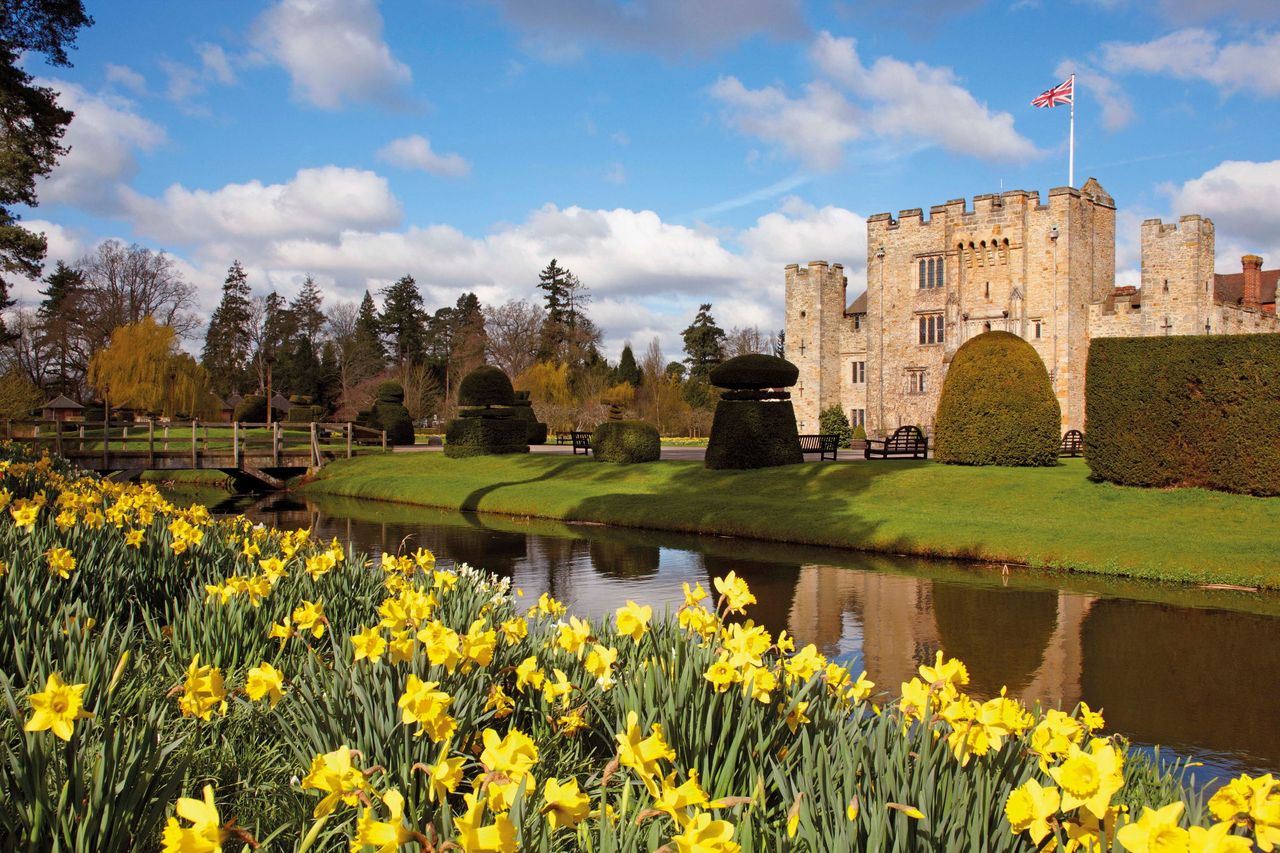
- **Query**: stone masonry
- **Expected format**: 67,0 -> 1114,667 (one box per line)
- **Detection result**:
784,178 -> 1280,437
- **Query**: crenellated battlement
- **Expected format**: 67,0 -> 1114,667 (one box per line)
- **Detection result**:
1141,215 -> 1214,239
868,185 -> 1086,231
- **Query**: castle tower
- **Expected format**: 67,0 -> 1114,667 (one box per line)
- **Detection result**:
784,261 -> 846,431
1139,216 -> 1216,335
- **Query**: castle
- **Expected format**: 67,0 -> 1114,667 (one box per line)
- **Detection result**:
784,178 -> 1279,437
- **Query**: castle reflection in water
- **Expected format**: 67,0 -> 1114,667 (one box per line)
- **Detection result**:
243,496 -> 1280,775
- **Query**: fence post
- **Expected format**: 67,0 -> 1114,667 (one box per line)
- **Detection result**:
310,421 -> 318,467
381,430 -> 387,452
232,421 -> 239,468
346,422 -> 353,459
273,422 -> 281,466
148,419 -> 155,466
78,423 -> 84,452
191,420 -> 198,469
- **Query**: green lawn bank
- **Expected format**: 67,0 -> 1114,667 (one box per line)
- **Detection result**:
300,454 -> 1280,588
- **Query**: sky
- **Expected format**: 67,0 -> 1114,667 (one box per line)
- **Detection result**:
15,0 -> 1280,361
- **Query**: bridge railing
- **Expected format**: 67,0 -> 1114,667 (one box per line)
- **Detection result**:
2,419 -> 389,468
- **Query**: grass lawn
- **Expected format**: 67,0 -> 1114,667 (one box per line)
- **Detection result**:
302,454 -> 1280,588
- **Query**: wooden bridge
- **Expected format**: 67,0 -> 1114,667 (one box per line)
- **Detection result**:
3,420 -> 389,489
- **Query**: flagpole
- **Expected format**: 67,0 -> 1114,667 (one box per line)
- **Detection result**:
1068,73 -> 1075,188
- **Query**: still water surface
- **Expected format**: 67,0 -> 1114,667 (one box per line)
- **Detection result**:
190,488 -> 1280,781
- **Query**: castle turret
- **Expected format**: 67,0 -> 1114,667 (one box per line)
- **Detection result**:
1139,215 -> 1215,335
784,261 -> 846,431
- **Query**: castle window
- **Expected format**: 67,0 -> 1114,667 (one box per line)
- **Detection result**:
1163,279 -> 1169,293
919,260 -> 926,289
985,282 -> 990,300
927,258 -> 935,288
907,369 -> 927,395
851,408 -> 866,429
1033,319 -> 1043,339
852,361 -> 865,384
918,313 -> 944,345
853,314 -> 862,330
936,257 -> 944,286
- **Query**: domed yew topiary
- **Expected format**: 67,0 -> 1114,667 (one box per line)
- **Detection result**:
592,420 -> 659,464
375,381 -> 405,404
709,354 -> 799,391
934,331 -> 1060,466
458,366 -> 515,408
510,389 -> 549,444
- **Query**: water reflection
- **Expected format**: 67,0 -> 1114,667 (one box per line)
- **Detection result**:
234,492 -> 1280,776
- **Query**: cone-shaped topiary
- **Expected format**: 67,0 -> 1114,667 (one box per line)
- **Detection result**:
934,331 -> 1060,466
709,354 -> 799,390
458,366 -> 515,408
592,420 -> 660,463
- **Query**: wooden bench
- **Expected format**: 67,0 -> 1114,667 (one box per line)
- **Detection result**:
1059,429 -> 1084,457
555,432 -> 573,445
798,434 -> 840,461
864,425 -> 928,459
570,431 -> 593,455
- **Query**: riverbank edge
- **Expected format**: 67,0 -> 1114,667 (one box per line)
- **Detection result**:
298,454 -> 1280,590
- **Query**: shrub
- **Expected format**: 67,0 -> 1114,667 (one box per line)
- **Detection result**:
709,354 -> 798,390
818,404 -> 854,448
443,417 -> 528,457
374,400 -> 414,445
284,404 -> 324,423
375,382 -> 405,404
591,420 -> 660,463
510,389 -> 549,444
934,331 -> 1060,466
233,394 -> 267,422
853,424 -> 867,441
458,366 -> 515,407
705,400 -> 803,469
1086,334 -> 1280,495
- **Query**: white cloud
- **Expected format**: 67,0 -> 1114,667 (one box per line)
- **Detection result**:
6,220 -> 88,305
1099,28 -> 1280,97
1168,161 -> 1280,266
491,0 -> 807,58
810,32 -> 1038,162
740,196 -> 869,289
375,135 -> 471,177
1053,61 -> 1133,131
711,32 -> 1037,170
710,76 -> 864,170
121,166 -> 403,250
251,0 -> 412,109
104,64 -> 146,94
36,80 -> 166,212
197,44 -> 236,85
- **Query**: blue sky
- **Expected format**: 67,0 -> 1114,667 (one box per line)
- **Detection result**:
17,0 -> 1280,359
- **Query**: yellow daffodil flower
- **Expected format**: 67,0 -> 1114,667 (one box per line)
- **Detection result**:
541,777 -> 590,830
671,810 -> 741,853
160,784 -> 223,853
351,788 -> 412,853
398,675 -> 456,742
351,625 -> 387,662
301,746 -> 368,817
245,662 -> 285,707
24,672 -> 93,740
712,572 -> 756,615
1005,778 -> 1061,844
615,600 -> 652,642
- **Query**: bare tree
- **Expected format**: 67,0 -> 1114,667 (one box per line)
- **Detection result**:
724,325 -> 773,358
75,241 -> 198,351
1,309 -> 52,388
483,299 -> 543,377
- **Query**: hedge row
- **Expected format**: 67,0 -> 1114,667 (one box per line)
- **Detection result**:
1085,334 -> 1280,495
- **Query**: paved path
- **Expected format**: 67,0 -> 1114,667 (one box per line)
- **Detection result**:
398,442 -> 871,462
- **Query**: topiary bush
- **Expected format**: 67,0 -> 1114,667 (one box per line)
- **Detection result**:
818,404 -> 854,448
1086,335 -> 1280,495
705,401 -> 803,469
510,389 -> 549,445
375,382 -> 405,404
852,424 -> 867,441
233,394 -> 267,422
592,420 -> 660,464
458,366 -> 515,408
444,418 -> 528,457
934,331 -> 1060,466
284,404 -> 324,423
709,354 -> 799,391
356,381 -> 414,445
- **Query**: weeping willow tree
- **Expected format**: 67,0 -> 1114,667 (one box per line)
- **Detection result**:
87,317 -> 216,419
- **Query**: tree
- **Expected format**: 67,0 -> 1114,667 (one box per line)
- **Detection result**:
681,303 -> 726,382
0,369 -> 41,418
536,259 -> 570,361
326,299 -> 381,408
0,1 -> 92,341
379,274 -> 426,364
353,290 -> 386,368
615,342 -> 642,386
88,317 -> 211,417
819,404 -> 854,448
484,299 -> 542,378
75,240 -> 198,352
37,259 -> 85,394
425,292 -> 487,413
291,274 -> 325,346
201,260 -> 254,395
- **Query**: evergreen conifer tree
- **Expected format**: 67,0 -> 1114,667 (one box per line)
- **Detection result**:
380,275 -> 427,364
616,342 -> 642,386
291,275 -> 325,346
353,290 -> 386,370
681,303 -> 727,382
201,260 -> 254,396
38,260 -> 85,395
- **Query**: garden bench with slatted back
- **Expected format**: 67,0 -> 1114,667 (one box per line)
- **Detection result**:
1059,429 -> 1084,457
570,431 -> 593,455
863,425 -> 928,459
555,432 -> 573,445
798,434 -> 840,461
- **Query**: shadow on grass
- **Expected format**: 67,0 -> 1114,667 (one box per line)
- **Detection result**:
459,459 -> 577,514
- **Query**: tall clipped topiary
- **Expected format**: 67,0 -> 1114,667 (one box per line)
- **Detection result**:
444,366 -> 528,457
355,381 -> 414,445
934,331 -> 1060,466
510,390 -> 548,445
705,354 -> 803,470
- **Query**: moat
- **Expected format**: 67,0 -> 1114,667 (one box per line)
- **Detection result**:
194,488 -> 1280,780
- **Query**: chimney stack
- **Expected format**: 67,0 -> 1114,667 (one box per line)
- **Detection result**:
1242,255 -> 1263,310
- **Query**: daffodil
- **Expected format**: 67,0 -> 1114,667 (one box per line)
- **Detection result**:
481,727 -> 539,781
615,600 -> 652,642
555,616 -> 592,657
24,672 -> 93,740
177,655 -> 227,721
712,572 -> 756,614
398,675 -> 456,741
424,752 -> 466,802
1117,802 -> 1189,852
452,792 -> 517,853
1005,778 -> 1061,844
351,789 -> 412,853
514,655 -> 545,692
160,784 -> 223,853
46,546 -> 76,579
671,810 -> 741,853
617,711 -> 676,795
351,625 -> 387,662
291,599 -> 325,638
245,662 -> 285,707
1050,740 -> 1125,821
656,770 -> 711,827
541,777 -> 590,830
301,746 -> 368,817
781,700 -> 811,734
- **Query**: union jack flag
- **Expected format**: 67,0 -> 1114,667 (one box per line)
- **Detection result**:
1031,76 -> 1073,108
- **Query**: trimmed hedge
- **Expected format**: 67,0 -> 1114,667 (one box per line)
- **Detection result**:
705,400 -> 803,469
356,382 -> 414,445
1086,334 -> 1280,495
233,395 -> 267,422
511,390 -> 549,444
709,354 -> 798,390
375,382 -> 405,404
284,404 -> 324,423
934,331 -> 1060,467
458,366 -> 515,407
591,420 -> 660,464
443,417 -> 528,458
